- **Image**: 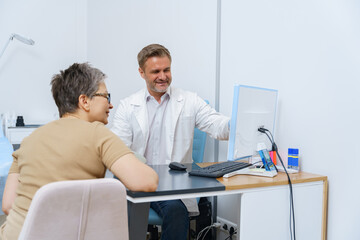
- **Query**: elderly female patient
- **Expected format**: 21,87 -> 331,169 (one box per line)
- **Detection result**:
0,63 -> 159,240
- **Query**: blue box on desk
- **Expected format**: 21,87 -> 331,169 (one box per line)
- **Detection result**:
288,148 -> 299,170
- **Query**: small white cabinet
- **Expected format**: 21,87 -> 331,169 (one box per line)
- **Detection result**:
238,182 -> 323,240
217,181 -> 325,240
6,126 -> 40,145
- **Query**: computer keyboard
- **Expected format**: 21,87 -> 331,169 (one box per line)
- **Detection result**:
188,161 -> 252,178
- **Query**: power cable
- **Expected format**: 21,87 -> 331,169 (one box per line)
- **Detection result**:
258,127 -> 296,240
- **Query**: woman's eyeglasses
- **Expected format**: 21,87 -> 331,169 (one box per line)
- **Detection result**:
93,93 -> 111,103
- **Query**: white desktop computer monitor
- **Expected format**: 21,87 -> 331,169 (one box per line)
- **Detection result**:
227,85 -> 278,161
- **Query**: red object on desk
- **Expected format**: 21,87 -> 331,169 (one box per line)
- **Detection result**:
269,151 -> 276,165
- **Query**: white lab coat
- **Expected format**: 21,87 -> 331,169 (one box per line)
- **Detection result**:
111,87 -> 230,215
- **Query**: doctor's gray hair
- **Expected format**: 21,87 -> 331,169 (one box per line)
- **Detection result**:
51,62 -> 106,117
137,44 -> 172,70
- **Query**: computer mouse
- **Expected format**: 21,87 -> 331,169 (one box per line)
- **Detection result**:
168,162 -> 187,171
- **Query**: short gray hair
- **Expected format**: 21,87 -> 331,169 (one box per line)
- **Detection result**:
51,63 -> 106,117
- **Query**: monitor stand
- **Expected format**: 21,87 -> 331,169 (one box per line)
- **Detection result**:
223,166 -> 277,178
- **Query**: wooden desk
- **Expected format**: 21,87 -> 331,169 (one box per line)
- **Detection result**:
127,163 -> 328,240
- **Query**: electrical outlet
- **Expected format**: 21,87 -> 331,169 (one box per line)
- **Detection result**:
216,216 -> 237,233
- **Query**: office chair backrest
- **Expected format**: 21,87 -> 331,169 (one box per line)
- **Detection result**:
18,178 -> 128,240
192,128 -> 207,163
192,100 -> 209,163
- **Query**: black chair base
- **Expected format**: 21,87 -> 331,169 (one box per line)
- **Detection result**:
148,225 -> 160,240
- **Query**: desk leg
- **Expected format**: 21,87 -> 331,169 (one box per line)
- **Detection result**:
128,201 -> 150,239
322,178 -> 328,240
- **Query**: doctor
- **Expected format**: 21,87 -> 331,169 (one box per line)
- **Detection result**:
111,44 -> 230,239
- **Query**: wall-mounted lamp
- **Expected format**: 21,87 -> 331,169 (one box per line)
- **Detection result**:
0,33 -> 35,59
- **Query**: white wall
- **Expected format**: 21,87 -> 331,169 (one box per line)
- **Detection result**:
219,0 -> 360,239
0,0 -> 359,239
0,0 -> 87,124
87,0 -> 218,162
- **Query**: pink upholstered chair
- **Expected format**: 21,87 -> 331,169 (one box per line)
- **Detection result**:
18,178 -> 128,240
